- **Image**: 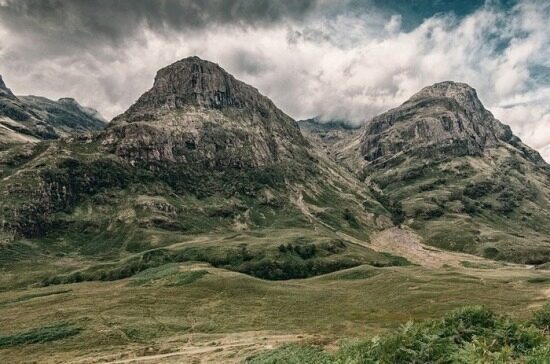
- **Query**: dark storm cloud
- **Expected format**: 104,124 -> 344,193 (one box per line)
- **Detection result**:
0,0 -> 319,46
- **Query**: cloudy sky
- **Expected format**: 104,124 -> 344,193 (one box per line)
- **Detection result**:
0,0 -> 549,161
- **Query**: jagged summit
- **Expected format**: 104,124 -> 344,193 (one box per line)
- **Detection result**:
409,81 -> 480,101
113,56 -> 286,124
0,75 -> 16,99
105,56 -> 308,168
406,81 -> 488,116
358,81 -> 545,164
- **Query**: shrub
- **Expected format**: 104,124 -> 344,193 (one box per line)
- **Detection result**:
248,306 -> 550,363
245,344 -> 332,364
369,188 -> 405,226
532,303 -> 550,334
463,181 -> 494,198
343,208 -> 361,229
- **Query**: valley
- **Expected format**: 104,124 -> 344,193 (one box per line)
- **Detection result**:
0,225 -> 548,363
0,57 -> 548,363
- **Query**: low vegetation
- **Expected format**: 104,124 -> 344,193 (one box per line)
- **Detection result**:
0,323 -> 81,347
41,238 -> 409,285
246,306 -> 550,363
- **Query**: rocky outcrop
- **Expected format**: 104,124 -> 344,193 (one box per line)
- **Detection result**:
359,81 -> 545,166
105,56 -> 309,168
0,75 -> 16,99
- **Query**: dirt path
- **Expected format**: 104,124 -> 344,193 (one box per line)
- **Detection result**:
72,332 -> 311,364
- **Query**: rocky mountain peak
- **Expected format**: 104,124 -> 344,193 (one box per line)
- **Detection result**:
406,81 -> 486,116
409,81 -> 477,100
106,57 -> 308,169
0,75 -> 16,99
358,81 -> 544,165
153,56 -> 241,108
57,97 -> 77,104
114,56 -> 283,124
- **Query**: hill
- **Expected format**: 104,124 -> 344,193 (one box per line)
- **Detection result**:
337,81 -> 550,263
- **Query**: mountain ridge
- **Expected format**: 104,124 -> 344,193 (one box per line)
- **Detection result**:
0,75 -> 106,147
333,80 -> 550,263
0,61 -> 548,266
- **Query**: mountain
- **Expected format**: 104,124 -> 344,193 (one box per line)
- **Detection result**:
340,81 -> 550,263
2,71 -> 548,267
0,75 -> 15,99
2,63 -> 550,364
359,81 -> 545,166
0,75 -> 106,148
106,56 -> 308,169
0,57 -> 401,279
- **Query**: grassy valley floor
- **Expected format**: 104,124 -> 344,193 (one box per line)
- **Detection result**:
0,228 -> 549,363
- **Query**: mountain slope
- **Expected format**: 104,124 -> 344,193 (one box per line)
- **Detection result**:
341,81 -> 550,263
0,57 -> 399,279
0,75 -> 106,148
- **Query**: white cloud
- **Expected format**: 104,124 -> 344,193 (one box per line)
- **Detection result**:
0,0 -> 548,162
384,14 -> 402,34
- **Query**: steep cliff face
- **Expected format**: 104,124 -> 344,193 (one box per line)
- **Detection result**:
341,81 -> 550,263
106,57 -> 307,169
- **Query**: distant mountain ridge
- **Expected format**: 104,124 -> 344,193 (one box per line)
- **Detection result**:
0,75 -> 106,148
298,117 -> 361,157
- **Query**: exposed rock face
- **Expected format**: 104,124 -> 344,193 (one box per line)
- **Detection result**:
0,75 -> 106,146
106,56 -> 308,168
114,56 -> 284,117
0,75 -> 34,124
0,75 -> 16,99
360,81 -> 544,166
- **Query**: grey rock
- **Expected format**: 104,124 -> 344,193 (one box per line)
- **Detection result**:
106,56 -> 309,168
359,81 -> 545,166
